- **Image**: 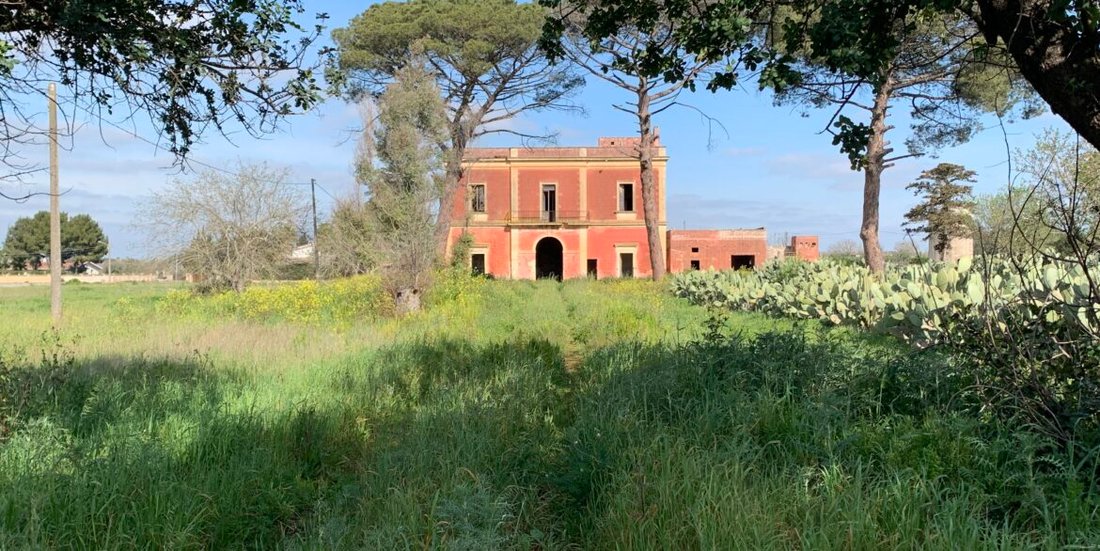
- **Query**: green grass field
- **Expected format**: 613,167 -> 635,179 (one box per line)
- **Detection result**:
0,277 -> 1097,549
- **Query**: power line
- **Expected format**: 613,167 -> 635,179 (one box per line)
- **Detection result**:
58,105 -> 344,281
71,104 -> 340,198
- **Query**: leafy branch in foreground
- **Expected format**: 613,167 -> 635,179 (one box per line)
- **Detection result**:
0,1 -> 329,181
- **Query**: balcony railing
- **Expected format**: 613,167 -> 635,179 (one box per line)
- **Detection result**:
507,210 -> 588,224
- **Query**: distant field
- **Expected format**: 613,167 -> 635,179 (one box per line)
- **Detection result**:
0,277 -> 1096,548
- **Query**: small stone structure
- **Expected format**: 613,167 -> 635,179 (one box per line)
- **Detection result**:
787,236 -> 820,262
928,235 -> 974,263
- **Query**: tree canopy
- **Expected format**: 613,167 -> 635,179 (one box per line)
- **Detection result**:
1,211 -> 107,269
334,0 -> 582,128
771,7 -> 1033,273
333,0 -> 584,254
1016,129 -> 1100,255
903,163 -> 977,253
358,58 -> 449,313
0,0 -> 327,187
541,0 -> 1100,152
142,163 -> 307,292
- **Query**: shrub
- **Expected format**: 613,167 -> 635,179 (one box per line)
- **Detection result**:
425,267 -> 488,309
156,275 -> 394,324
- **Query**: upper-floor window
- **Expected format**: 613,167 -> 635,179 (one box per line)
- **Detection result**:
470,184 -> 486,213
542,184 -> 557,222
618,183 -> 634,212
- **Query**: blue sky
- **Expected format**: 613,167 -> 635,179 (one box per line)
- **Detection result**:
0,0 -> 1072,258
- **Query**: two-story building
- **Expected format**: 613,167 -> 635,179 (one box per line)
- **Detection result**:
445,136 -> 818,279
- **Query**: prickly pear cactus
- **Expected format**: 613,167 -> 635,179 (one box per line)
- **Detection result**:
669,257 -> 1097,347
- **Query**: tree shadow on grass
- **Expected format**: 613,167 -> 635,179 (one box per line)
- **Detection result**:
0,338 -> 579,549
329,337 -> 571,402
1,352 -> 235,439
0,332 -> 1019,549
0,352 -> 370,548
278,337 -> 579,549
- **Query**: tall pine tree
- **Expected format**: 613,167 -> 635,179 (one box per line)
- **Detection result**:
904,163 -> 977,255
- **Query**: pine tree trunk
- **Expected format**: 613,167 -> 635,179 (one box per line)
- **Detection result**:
433,144 -> 466,261
637,83 -> 666,280
861,81 -> 892,275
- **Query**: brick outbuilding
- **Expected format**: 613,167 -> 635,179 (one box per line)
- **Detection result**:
788,236 -> 820,262
667,229 -> 768,271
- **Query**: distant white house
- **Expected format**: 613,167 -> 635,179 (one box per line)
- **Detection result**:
289,243 -> 314,262
80,262 -> 106,275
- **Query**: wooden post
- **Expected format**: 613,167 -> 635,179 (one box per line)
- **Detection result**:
48,82 -> 62,327
311,178 -> 319,281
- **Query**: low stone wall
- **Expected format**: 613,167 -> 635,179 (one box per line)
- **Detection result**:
0,274 -> 160,286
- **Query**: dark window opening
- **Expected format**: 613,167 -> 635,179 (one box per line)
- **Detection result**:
470,184 -> 486,213
731,255 -> 755,270
618,183 -> 634,212
587,259 -> 598,278
690,260 -> 701,270
691,247 -> 699,253
541,185 -> 557,222
471,253 -> 486,275
620,252 -> 634,278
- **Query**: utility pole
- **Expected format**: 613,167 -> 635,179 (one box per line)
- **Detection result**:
311,178 -> 319,281
48,82 -> 62,328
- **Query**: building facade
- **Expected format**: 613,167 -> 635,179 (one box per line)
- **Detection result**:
446,137 -> 818,279
446,137 -> 667,279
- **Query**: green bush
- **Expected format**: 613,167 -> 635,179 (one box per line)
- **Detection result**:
554,330 -> 1100,548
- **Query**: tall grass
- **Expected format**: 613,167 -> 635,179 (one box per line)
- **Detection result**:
0,277 -> 1096,548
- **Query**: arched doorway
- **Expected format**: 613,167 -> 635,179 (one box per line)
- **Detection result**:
535,237 -> 564,280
